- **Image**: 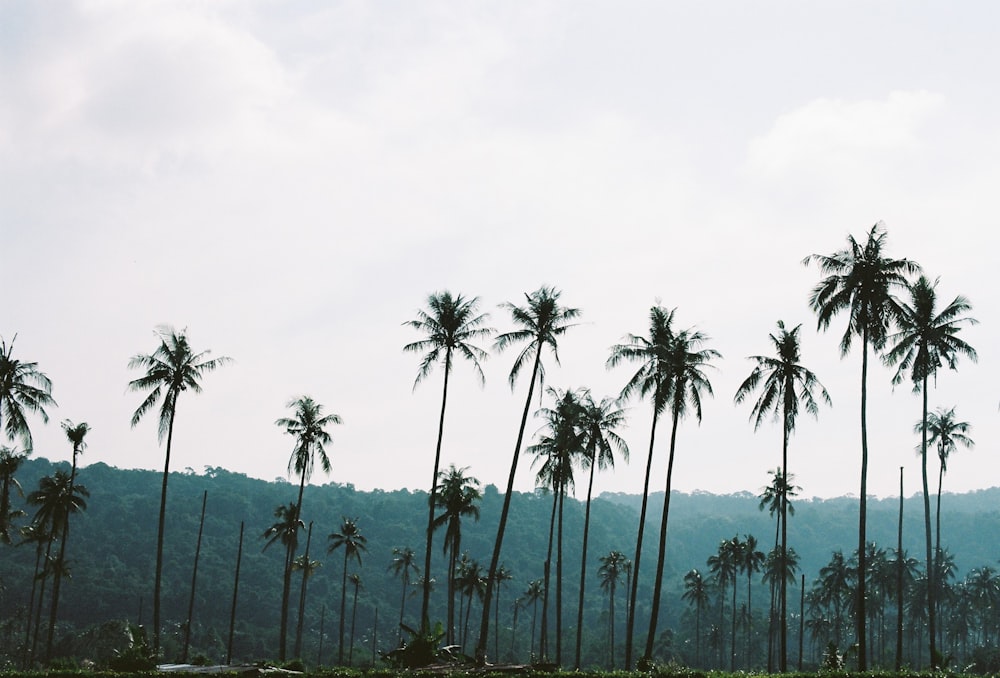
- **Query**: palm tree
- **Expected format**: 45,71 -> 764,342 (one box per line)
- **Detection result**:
45,420 -> 89,659
404,292 -> 492,632
275,395 -> 341,658
478,286 -> 580,663
607,304 -> 675,669
739,534 -> 765,668
263,502 -> 304,657
524,579 -> 544,660
292,523 -> 321,659
18,520 -> 50,668
885,274 -> 976,668
458,558 -> 485,651
804,223 -> 917,668
923,407 -> 973,582
817,551 -> 851,649
682,569 -> 709,668
708,538 -> 738,669
26,470 -> 88,660
645,322 -> 720,664
529,386 -> 583,663
735,320 -> 829,670
328,517 -> 367,665
390,546 -> 419,644
599,550 -> 628,668
432,465 -> 481,644
0,335 -> 56,453
574,392 -> 628,668
493,564 -> 513,662
128,325 -> 231,654
758,468 -> 799,671
0,446 -> 28,543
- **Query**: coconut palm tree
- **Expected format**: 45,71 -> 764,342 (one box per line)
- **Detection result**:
682,569 -> 709,668
404,292 -> 492,632
574,392 -> 628,668
274,395 -> 340,659
0,335 -> 56,453
923,407 -> 973,579
18,519 -> 50,668
804,224 -> 917,668
606,304 -> 675,669
477,286 -> 580,663
432,465 -> 481,644
599,550 -> 628,668
529,386 -> 583,663
263,502 -> 304,657
45,420 -> 89,658
128,325 -> 231,654
328,517 -> 367,665
293,523 -> 321,659
645,322 -> 720,664
885,274 -> 976,668
390,546 -> 419,644
26,470 -> 88,661
739,534 -> 765,668
708,538 -> 738,669
524,579 -> 544,660
735,320 -> 829,670
0,446 -> 28,544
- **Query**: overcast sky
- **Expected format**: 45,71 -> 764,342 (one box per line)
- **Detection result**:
3,2 -> 998,503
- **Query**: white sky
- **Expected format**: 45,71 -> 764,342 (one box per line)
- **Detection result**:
3,1 -> 998,502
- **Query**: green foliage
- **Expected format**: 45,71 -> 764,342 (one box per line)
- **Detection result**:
382,621 -> 463,668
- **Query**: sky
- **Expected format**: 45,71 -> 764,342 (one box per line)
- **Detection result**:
3,1 -> 999,503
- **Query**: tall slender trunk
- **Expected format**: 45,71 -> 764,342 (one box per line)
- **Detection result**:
798,573 -> 805,670
316,604 -> 325,666
539,486 -> 558,660
31,536 -> 54,662
920,378 -> 937,668
153,403 -> 178,656
935,454 -> 945,652
857,335 -> 869,670
294,522 -> 314,658
422,352 -> 452,632
22,538 -> 44,669
609,580 -> 616,669
46,448 -> 82,660
644,408 -> 681,661
226,521 -> 244,665
338,551 -> 348,664
349,580 -> 359,665
575,458 -> 597,668
780,406 -> 790,671
895,468 -> 904,670
730,573 -> 737,671
398,566 -> 408,645
625,408 -> 660,669
510,598 -> 519,661
477,349 -> 542,663
555,484 -> 565,665
182,490 -> 208,662
279,529 -> 295,661
530,600 -> 537,659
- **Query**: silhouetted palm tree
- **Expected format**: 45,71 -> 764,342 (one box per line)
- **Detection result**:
432,465 -> 481,644
529,386 -> 583,663
923,407 -> 973,580
739,534 -> 765,668
0,335 -> 56,453
735,320 -> 829,670
404,291 -> 492,631
0,446 -> 27,544
478,286 -> 579,663
804,224 -> 917,668
599,550 -> 628,668
708,538 -> 738,669
682,569 -> 709,668
328,517 -> 367,665
886,274 -> 976,668
645,321 -> 719,664
292,523 -> 321,659
390,546 -> 419,644
524,579 -> 544,660
45,420 -> 89,659
607,304 -> 675,669
128,326 -> 230,654
574,392 -> 628,668
263,502 -> 304,658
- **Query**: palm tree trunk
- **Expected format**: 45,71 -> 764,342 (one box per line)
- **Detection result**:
226,521 -> 244,665
422,352 -> 452,632
895,468 -> 903,671
398,570 -> 407,645
447,545 -> 458,645
920,378 -> 937,668
22,539 -> 44,669
31,536 -> 55,663
625,408 -> 660,669
556,484 -> 565,665
294,522 -> 314,658
730,576 -> 737,671
575,459 -> 597,668
644,409 -> 680,661
780,407 -> 789,671
609,580 -> 616,669
540,486 -> 558,660
935,456 -> 944,653
280,538 -> 295,661
857,334 -> 869,670
338,552 -> 348,664
153,403 -> 178,656
530,600 -> 537,659
182,490 -> 208,663
477,349 -> 542,664
349,581 -> 359,665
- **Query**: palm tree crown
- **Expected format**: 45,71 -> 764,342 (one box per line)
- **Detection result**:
922,406 -> 973,473
0,335 -> 56,452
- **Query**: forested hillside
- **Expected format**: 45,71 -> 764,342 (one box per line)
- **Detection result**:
2,457 -> 999,669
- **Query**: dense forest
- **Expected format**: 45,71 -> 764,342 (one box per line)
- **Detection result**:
2,456 -> 1000,671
